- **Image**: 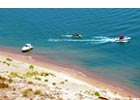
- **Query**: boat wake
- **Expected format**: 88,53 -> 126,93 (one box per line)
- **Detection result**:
48,38 -> 103,42
48,36 -> 131,44
91,36 -> 117,44
61,35 -> 72,38
91,36 -> 131,44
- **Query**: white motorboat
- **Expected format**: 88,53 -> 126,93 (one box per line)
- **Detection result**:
21,43 -> 33,52
114,35 -> 131,43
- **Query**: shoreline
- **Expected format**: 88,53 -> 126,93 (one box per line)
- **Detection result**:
0,46 -> 139,98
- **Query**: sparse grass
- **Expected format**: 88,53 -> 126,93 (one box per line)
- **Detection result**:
6,58 -> 12,61
84,90 -> 90,94
12,65 -> 18,67
84,89 -> 96,96
94,91 -> 100,96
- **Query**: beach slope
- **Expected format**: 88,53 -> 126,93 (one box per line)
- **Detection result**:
0,52 -> 139,100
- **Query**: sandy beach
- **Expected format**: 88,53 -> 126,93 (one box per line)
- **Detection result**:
0,48 -> 139,100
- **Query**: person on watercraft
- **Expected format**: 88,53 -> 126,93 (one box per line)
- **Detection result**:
71,34 -> 83,38
119,35 -> 124,40
73,34 -> 80,36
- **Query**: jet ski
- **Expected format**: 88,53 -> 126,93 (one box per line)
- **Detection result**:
21,43 -> 33,52
114,35 -> 131,43
71,34 -> 83,39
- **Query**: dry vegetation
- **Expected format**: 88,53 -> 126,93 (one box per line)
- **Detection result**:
0,56 -> 138,100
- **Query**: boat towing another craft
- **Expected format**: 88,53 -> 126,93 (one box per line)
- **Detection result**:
21,43 -> 33,52
21,35 -> 130,53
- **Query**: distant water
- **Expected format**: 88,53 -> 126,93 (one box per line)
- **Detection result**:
0,8 -> 140,92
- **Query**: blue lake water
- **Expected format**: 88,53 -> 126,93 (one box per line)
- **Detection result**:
0,8 -> 140,92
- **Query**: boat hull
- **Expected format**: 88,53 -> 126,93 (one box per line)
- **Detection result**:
114,37 -> 131,43
21,48 -> 33,53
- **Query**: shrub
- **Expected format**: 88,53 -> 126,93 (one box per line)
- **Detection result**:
0,83 -> 9,88
8,79 -> 13,83
3,61 -> 10,66
22,88 -> 33,97
17,75 -> 24,79
32,71 -> 39,76
29,65 -> 34,70
44,79 -> 48,82
60,81 -> 65,84
52,82 -> 56,85
3,61 -> 6,64
6,58 -> 12,61
58,98 -> 63,100
24,71 -> 39,77
49,73 -> 56,77
41,72 -> 49,77
34,90 -> 41,95
28,81 -> 33,84
24,72 -> 33,77
22,90 -> 29,97
7,63 -> 10,66
65,79 -> 68,82
8,72 -> 23,79
9,72 -> 19,78
34,77 -> 41,81
0,76 -> 6,81
94,91 -> 100,96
